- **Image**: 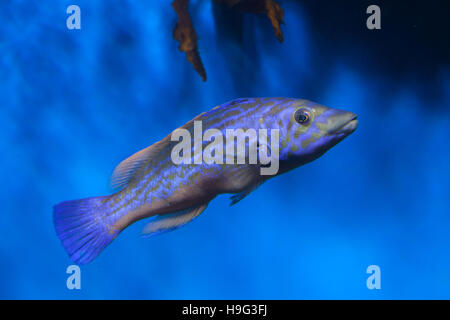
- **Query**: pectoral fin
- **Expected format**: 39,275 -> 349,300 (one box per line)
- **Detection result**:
141,203 -> 209,237
229,183 -> 261,206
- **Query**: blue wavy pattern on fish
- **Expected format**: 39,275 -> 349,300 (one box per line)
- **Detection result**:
53,97 -> 358,264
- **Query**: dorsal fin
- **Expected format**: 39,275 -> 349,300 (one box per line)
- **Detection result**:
110,137 -> 170,191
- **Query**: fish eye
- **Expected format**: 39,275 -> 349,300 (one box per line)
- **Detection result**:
294,108 -> 311,125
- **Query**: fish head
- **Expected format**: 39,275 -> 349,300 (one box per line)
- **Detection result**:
275,99 -> 358,169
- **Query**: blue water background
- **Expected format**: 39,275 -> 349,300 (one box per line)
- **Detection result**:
1,0 -> 449,299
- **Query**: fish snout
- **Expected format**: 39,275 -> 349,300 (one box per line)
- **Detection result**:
326,110 -> 358,136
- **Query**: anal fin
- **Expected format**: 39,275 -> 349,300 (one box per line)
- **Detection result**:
141,203 -> 208,237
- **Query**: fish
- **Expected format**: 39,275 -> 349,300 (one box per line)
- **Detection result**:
53,97 -> 358,264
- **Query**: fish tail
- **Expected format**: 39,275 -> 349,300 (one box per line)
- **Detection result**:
53,196 -> 118,265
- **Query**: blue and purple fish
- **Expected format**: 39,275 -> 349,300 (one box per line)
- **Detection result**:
53,98 -> 358,264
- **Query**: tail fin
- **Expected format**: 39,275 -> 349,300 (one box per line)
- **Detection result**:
53,196 -> 118,265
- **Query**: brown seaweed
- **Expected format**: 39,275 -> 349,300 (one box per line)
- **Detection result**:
216,0 -> 285,42
172,0 -> 207,81
172,0 -> 285,81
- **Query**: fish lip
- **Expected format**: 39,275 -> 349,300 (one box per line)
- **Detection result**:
338,118 -> 358,134
327,115 -> 358,136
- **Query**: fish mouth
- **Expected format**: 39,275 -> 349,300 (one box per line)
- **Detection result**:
327,114 -> 358,136
337,118 -> 358,134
